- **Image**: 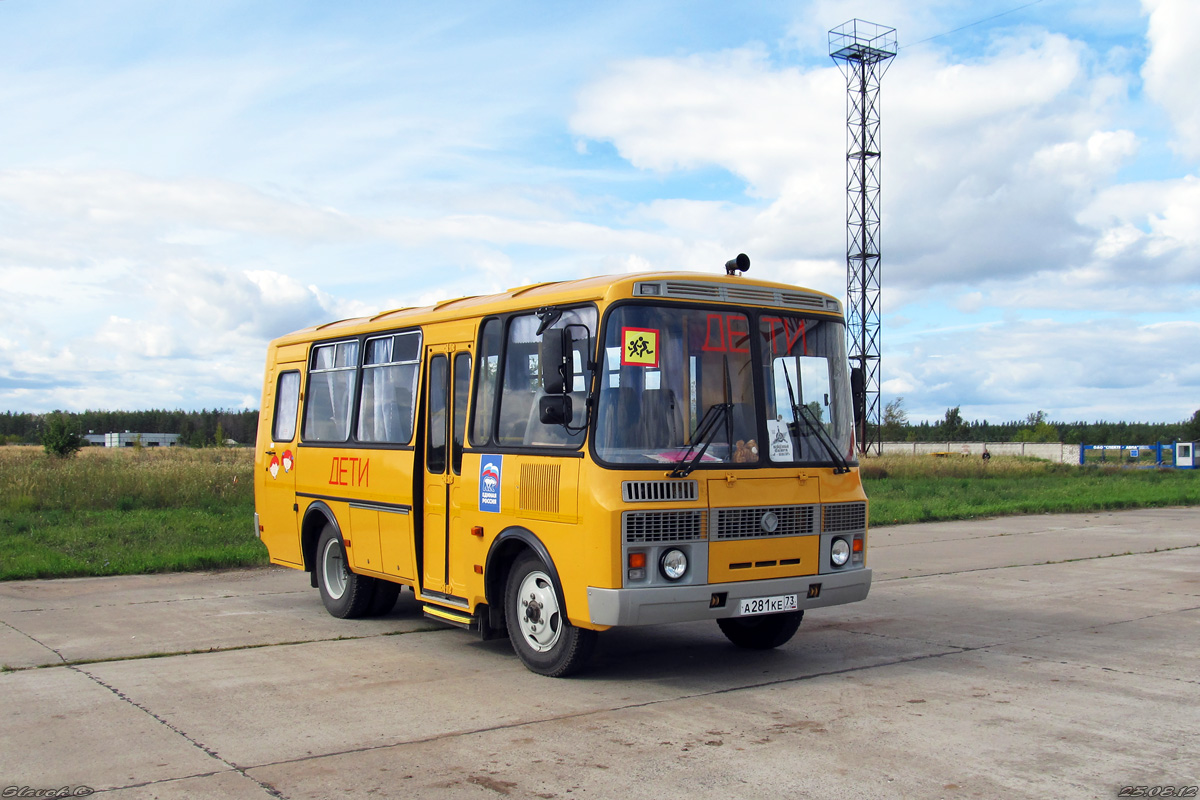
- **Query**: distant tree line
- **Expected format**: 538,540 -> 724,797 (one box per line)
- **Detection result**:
0,409 -> 259,447
5,403 -> 1200,449
879,400 -> 1200,446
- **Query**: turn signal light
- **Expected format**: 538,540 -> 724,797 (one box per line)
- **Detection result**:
628,552 -> 646,569
852,538 -> 863,553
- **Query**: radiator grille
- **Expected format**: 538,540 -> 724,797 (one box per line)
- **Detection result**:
823,502 -> 867,532
712,505 -> 817,540
623,510 -> 707,543
518,463 -> 560,514
622,480 -> 699,503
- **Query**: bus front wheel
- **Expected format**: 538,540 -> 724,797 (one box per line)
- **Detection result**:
316,526 -> 375,619
504,554 -> 596,677
368,581 -> 402,616
717,611 -> 803,650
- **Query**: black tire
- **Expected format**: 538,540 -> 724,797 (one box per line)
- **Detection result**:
505,553 -> 596,677
316,525 -> 375,619
368,580 -> 402,616
717,610 -> 804,650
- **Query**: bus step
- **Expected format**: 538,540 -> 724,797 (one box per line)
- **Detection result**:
423,605 -> 475,630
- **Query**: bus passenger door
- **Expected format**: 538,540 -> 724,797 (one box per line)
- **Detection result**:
258,367 -> 303,566
422,351 -> 451,593
421,346 -> 472,597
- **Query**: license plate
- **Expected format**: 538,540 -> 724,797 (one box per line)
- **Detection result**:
738,593 -> 799,616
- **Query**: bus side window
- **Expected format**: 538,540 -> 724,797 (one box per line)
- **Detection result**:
452,352 -> 471,474
470,319 -> 502,447
497,344 -> 537,444
272,371 -> 301,442
358,330 -> 421,444
427,355 -> 448,473
488,307 -> 594,449
303,341 -> 358,442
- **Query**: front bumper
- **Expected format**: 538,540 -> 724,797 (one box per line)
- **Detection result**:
586,567 -> 871,627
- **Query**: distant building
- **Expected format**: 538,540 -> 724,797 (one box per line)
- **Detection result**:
83,434 -> 106,446
103,432 -> 181,448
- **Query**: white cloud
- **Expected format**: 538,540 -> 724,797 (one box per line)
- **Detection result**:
0,3 -> 1196,425
572,46 -> 843,199
95,316 -> 177,359
1030,129 -> 1139,187
0,169 -> 357,244
568,28 -> 1159,295
891,317 -> 1200,422
1079,174 -> 1200,283
954,292 -> 984,314
1141,0 -> 1200,159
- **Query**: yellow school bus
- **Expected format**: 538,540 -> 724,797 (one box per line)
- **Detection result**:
254,260 -> 870,676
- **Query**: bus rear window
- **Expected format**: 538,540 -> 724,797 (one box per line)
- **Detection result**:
272,371 -> 301,442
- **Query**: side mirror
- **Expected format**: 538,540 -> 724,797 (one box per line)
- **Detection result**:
539,395 -> 572,426
850,367 -> 865,429
539,329 -> 571,395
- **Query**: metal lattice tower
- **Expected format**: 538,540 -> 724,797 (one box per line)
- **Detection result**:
829,20 -> 895,457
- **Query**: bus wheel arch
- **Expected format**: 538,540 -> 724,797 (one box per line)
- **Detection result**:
502,550 -> 596,677
484,527 -> 565,625
300,502 -> 338,588
485,528 -> 596,675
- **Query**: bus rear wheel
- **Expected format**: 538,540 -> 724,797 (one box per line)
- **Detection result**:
717,610 -> 803,650
505,553 -> 596,677
316,525 -> 374,619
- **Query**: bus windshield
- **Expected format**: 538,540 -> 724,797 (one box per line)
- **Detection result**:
593,304 -> 855,467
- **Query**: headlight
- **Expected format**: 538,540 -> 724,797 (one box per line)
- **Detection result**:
830,537 -> 851,567
660,548 -> 688,581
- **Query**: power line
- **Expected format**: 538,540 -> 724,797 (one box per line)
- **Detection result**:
902,0 -> 1047,50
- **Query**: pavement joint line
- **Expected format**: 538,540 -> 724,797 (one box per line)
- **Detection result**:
236,645 -> 984,774
874,542 -> 1200,582
5,589 -> 313,615
238,609 -> 1200,777
869,524 -> 1143,547
0,617 -> 67,664
70,665 -> 288,799
2,626 -> 448,673
836,601 -> 1200,668
78,768 -> 283,798
982,648 -> 1200,688
971,603 -> 1200,686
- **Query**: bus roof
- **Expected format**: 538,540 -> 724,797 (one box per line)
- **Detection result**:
270,270 -> 842,347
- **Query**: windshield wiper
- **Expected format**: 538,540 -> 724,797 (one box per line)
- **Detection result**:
795,403 -> 851,474
669,402 -> 731,478
782,366 -> 851,475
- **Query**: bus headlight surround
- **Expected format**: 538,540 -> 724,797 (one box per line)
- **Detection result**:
830,537 -> 851,567
660,548 -> 688,581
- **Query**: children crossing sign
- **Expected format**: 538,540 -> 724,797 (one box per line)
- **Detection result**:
621,327 -> 659,367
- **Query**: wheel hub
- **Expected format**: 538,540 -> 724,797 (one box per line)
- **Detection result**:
322,539 -> 347,600
524,595 -> 543,625
516,571 -> 561,652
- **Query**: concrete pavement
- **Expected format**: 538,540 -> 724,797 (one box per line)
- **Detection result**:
2,507 -> 1197,799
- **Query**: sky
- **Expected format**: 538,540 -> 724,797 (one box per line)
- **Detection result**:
1,0 -> 1197,425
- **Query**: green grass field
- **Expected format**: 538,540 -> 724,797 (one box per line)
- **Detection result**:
1,447 -> 1197,580
0,447 -> 266,580
861,455 -> 1200,525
